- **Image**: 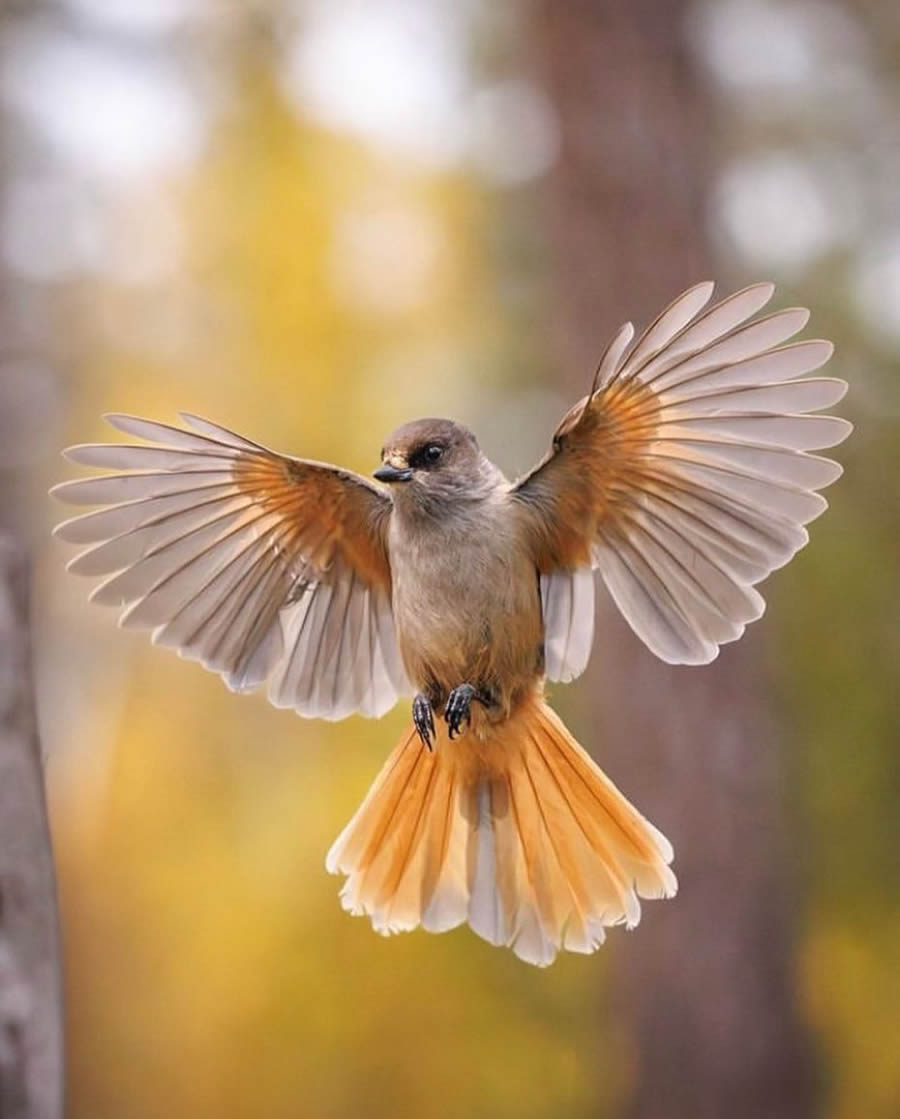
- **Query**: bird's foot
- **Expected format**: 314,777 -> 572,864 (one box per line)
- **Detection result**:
445,683 -> 477,740
413,693 -> 436,751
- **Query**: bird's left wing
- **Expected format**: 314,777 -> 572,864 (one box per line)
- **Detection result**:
512,282 -> 852,672
52,413 -> 409,719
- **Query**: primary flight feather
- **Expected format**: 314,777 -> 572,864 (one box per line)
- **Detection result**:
52,281 -> 850,965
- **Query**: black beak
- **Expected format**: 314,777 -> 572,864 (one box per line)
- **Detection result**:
374,463 -> 413,484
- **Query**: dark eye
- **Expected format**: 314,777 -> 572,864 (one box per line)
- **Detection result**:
424,444 -> 443,463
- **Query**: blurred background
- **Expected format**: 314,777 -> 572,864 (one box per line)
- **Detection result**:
1,0 -> 898,1116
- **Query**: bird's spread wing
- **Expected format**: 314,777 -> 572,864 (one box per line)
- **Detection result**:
512,282 -> 852,669
52,413 -> 409,719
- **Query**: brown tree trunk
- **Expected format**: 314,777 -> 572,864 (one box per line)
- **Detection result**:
0,540 -> 65,1119
0,6 -> 65,1107
531,3 -> 816,1117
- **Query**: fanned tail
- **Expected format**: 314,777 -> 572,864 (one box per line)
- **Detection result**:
326,692 -> 676,966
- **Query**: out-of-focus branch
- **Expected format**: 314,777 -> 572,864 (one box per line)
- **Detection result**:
0,537 -> 64,1119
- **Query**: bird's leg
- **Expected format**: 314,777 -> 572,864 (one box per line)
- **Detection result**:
444,683 -> 493,740
412,693 -> 436,751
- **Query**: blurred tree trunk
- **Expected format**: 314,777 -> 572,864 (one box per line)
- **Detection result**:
531,4 -> 816,1118
0,540 -> 65,1119
0,7 -> 65,1115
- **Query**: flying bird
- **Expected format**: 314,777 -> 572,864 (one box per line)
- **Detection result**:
52,282 -> 851,966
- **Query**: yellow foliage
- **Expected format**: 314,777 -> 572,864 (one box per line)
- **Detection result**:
48,54 -> 619,1119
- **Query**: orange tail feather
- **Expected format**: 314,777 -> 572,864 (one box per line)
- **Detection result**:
326,692 -> 676,966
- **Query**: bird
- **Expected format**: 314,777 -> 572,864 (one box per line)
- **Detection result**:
52,281 -> 851,966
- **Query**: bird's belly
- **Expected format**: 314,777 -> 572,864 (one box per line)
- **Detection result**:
392,544 -> 543,711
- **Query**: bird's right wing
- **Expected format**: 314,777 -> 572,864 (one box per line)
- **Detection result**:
52,414 -> 409,719
512,282 -> 852,669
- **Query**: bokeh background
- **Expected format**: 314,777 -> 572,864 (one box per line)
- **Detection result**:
1,1 -> 898,1117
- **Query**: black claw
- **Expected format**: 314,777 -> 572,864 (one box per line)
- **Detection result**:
445,683 -> 476,740
413,693 -> 435,751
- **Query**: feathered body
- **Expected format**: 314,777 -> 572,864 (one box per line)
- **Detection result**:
388,479 -> 544,724
51,282 -> 851,965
